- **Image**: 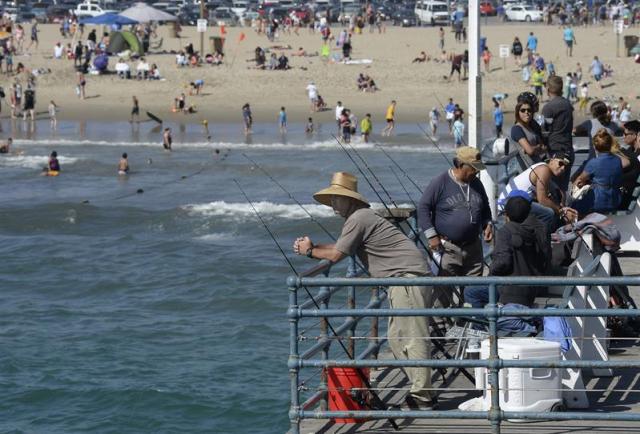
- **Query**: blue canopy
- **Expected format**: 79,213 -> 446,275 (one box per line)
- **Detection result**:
80,13 -> 138,25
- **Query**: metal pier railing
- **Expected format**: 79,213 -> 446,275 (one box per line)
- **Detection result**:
286,264 -> 640,434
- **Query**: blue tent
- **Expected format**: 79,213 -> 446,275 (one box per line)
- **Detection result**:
80,13 -> 138,25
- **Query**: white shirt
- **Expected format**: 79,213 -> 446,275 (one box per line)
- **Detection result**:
620,108 -> 632,123
306,84 -> 317,99
53,45 -> 63,59
335,104 -> 344,121
115,61 -> 130,73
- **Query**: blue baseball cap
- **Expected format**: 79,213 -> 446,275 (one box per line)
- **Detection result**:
498,189 -> 532,206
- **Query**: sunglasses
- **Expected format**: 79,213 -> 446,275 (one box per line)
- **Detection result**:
519,108 -> 532,113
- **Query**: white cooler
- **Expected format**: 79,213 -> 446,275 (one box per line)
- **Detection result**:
470,338 -> 563,416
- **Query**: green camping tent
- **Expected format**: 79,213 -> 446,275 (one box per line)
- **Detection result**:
108,31 -> 143,56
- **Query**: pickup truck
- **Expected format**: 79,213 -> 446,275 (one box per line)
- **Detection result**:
72,2 -> 116,18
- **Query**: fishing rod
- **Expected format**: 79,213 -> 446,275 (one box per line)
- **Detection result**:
374,143 -> 422,193
331,134 -> 436,263
416,123 -> 454,167
242,153 -> 370,276
242,153 -> 336,241
233,179 -> 399,430
389,165 -> 417,209
345,141 -> 398,208
331,138 -> 472,381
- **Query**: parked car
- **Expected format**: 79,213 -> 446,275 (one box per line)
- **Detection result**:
72,2 -> 116,18
209,7 -> 239,25
414,0 -> 449,25
340,3 -> 362,21
177,9 -> 199,25
392,7 -> 417,25
504,4 -> 542,21
479,1 -> 496,15
46,5 -> 69,23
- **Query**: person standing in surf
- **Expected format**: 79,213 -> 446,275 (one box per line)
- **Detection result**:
242,103 -> 252,135
162,128 -> 172,151
131,96 -> 140,123
118,153 -> 129,175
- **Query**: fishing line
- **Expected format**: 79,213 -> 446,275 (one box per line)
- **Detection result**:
374,143 -> 422,193
233,178 -> 399,430
82,162 -> 211,204
331,134 -> 439,268
242,153 -> 370,276
417,123 -> 454,166
389,166 -> 417,209
345,142 -> 398,208
242,153 -> 336,241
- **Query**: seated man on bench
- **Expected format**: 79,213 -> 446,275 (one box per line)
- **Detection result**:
465,190 -> 551,332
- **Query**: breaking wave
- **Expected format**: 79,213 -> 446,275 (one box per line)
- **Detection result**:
0,154 -> 79,169
12,138 -> 441,153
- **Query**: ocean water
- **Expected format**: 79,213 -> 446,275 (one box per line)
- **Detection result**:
0,119 -> 464,434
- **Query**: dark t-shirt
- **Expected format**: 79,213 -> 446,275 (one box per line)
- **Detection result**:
418,170 -> 492,244
511,122 -> 543,146
542,96 -> 574,154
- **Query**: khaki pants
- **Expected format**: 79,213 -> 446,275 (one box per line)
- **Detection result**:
436,237 -> 484,308
388,278 -> 435,401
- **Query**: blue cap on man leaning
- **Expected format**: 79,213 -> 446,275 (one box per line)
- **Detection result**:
498,189 -> 532,206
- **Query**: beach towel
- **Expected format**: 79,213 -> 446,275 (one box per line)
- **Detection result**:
552,213 -> 621,252
343,59 -> 373,65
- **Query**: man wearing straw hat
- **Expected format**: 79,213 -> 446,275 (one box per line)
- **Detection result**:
293,172 -> 438,410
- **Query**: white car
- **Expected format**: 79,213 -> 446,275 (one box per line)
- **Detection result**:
505,4 -> 542,21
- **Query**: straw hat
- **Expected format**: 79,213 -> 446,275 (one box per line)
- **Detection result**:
313,172 -> 370,207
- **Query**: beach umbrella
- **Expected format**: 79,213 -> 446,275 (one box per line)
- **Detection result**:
80,13 -> 139,25
120,3 -> 177,23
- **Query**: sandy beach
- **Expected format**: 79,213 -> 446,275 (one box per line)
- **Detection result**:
11,21 -> 640,127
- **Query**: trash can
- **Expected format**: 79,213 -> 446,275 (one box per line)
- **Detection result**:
624,35 -> 639,57
209,36 -> 225,54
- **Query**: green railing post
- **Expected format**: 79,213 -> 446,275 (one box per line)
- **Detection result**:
319,286 -> 329,411
487,283 -> 501,434
288,279 -> 300,434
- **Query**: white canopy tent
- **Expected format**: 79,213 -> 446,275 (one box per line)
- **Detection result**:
120,3 -> 178,23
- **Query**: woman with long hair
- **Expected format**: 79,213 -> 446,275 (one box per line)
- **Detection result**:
511,99 -> 545,161
572,128 -> 623,215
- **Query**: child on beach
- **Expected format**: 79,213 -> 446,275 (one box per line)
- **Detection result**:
381,100 -> 396,136
493,98 -> 503,138
242,103 -> 252,135
360,113 -> 372,143
429,107 -> 440,136
482,47 -> 492,73
48,100 -> 58,128
579,83 -> 589,113
453,116 -> 465,146
163,127 -> 172,151
305,117 -> 314,134
131,96 -> 139,123
278,107 -> 287,134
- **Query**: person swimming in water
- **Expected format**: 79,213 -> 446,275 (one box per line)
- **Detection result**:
0,137 -> 12,154
43,150 -> 60,175
163,127 -> 172,151
118,152 -> 129,175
